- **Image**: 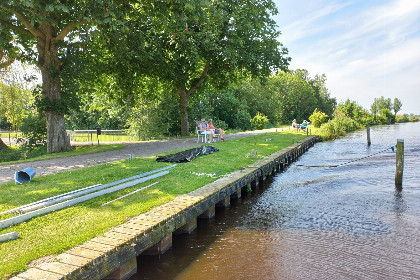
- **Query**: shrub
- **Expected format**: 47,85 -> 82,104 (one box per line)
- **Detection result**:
309,108 -> 329,128
396,114 -> 409,123
409,114 -> 419,122
319,108 -> 361,140
18,111 -> 47,146
250,112 -> 269,130
379,108 -> 395,124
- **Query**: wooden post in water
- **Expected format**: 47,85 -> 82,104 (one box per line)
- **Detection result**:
366,126 -> 371,146
395,139 -> 404,187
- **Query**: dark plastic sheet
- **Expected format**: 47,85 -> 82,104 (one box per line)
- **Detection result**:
156,146 -> 219,163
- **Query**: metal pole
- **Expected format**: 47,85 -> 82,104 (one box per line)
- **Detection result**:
395,139 -> 404,187
0,231 -> 18,243
0,171 -> 170,230
1,164 -> 176,215
367,126 -> 371,146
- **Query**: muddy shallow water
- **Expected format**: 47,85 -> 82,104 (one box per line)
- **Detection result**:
135,122 -> 420,280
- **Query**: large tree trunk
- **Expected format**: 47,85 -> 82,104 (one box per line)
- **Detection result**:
37,23 -> 70,152
178,87 -> 190,136
176,60 -> 211,137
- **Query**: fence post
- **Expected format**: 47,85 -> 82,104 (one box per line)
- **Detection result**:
395,139 -> 404,187
367,126 -> 371,146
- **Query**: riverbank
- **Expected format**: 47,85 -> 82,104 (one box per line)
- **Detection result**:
9,136 -> 319,280
0,130 -> 309,279
150,122 -> 419,280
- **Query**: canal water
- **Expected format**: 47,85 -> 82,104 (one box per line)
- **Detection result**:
136,122 -> 420,280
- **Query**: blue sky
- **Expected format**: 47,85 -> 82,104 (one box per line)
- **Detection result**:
273,0 -> 420,115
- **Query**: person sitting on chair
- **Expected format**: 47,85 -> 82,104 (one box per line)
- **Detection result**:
292,119 -> 299,129
199,118 -> 215,142
300,120 -> 308,132
208,119 -> 225,141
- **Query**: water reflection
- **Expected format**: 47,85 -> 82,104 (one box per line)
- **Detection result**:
136,123 -> 420,280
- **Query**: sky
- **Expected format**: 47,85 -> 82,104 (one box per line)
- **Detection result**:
273,0 -> 420,115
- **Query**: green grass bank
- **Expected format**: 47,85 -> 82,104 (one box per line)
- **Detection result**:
0,131 -> 307,279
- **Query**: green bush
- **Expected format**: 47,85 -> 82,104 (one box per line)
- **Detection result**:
396,114 -> 410,123
409,114 -> 419,122
309,108 -> 329,128
250,112 -> 269,130
319,108 -> 361,139
17,111 -> 47,146
379,108 -> 396,124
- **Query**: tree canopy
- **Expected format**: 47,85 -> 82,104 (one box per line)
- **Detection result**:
106,0 -> 290,135
0,0 -> 130,151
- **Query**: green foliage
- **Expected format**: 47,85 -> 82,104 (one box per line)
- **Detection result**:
250,112 -> 269,129
105,0 -> 290,135
236,71 -> 336,126
0,116 -> 11,130
0,81 -> 31,130
336,99 -> 371,125
309,108 -> 329,128
0,145 -> 47,162
409,114 -> 419,122
393,98 -> 403,115
379,108 -> 396,124
189,86 -> 252,131
18,110 -> 47,146
0,144 -> 124,165
319,106 -> 362,139
396,114 -> 410,123
370,96 -> 392,115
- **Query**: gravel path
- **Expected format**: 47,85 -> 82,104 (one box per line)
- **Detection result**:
1,128 -> 289,184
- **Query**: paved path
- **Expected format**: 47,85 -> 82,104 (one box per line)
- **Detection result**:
0,128 -> 292,184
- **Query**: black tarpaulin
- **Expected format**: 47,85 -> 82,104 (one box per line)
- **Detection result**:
156,146 -> 219,163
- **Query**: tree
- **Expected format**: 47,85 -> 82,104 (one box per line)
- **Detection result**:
0,82 -> 30,131
0,1 -> 130,152
111,0 -> 290,136
0,50 -> 16,149
309,73 -> 336,117
393,98 -> 403,115
270,70 -> 318,123
371,96 -> 392,116
309,108 -> 328,128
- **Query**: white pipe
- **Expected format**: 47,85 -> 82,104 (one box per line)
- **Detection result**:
1,164 -> 177,215
101,181 -> 159,206
0,231 -> 18,243
0,171 -> 169,230
13,184 -> 103,214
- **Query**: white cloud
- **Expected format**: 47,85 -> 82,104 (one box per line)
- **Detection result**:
274,0 -> 420,114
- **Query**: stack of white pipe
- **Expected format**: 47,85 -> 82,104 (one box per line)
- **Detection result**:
0,164 -> 176,230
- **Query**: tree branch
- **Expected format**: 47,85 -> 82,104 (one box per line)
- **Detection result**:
53,19 -> 88,43
12,10 -> 43,38
0,18 -> 33,37
187,59 -> 210,97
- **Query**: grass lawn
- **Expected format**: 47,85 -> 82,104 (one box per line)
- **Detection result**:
0,144 -> 125,165
0,130 -> 308,279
